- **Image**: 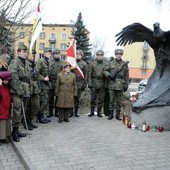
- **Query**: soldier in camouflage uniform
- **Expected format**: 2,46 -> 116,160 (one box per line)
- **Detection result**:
103,49 -> 129,120
8,45 -> 30,142
88,50 -> 107,117
26,50 -> 40,128
36,48 -> 52,124
48,49 -> 64,117
70,50 -> 87,117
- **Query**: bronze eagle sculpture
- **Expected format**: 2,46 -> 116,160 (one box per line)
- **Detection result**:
115,23 -> 170,113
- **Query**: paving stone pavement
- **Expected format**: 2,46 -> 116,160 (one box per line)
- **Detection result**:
3,114 -> 170,170
0,142 -> 25,170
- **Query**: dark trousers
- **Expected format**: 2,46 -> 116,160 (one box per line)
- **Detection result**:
58,108 -> 70,120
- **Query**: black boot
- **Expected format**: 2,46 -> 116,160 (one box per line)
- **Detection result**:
48,106 -> 53,117
39,117 -> 48,124
69,108 -> 74,117
88,107 -> 95,117
55,107 -> 58,117
23,119 -> 33,130
97,107 -> 102,117
12,127 -> 20,142
74,107 -> 80,117
17,127 -> 27,137
116,110 -> 122,121
108,110 -> 113,120
29,118 -> 38,128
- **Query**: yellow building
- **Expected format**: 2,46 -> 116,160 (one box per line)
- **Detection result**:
123,41 -> 156,81
10,24 -> 73,60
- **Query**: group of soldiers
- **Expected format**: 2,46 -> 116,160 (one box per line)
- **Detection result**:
3,44 -> 129,142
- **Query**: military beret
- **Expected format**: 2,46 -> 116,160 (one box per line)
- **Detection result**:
52,49 -> 60,54
115,49 -> 124,55
44,47 -> 52,53
96,50 -> 104,55
0,71 -> 12,80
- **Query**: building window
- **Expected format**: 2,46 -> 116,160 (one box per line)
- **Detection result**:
60,44 -> 67,50
142,70 -> 147,76
142,61 -> 147,68
50,33 -> 56,40
39,43 -> 45,50
61,54 -> 65,60
40,32 -> 45,39
50,43 -> 55,50
19,32 -> 25,39
61,33 -> 67,40
143,41 -> 149,49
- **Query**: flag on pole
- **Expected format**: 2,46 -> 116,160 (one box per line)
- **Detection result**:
65,39 -> 85,80
29,3 -> 42,53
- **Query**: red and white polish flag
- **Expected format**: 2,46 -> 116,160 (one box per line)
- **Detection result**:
65,39 -> 85,80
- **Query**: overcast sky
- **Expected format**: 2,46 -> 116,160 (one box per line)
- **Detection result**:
38,0 -> 170,57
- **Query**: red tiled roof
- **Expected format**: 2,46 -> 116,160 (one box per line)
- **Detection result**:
129,68 -> 154,79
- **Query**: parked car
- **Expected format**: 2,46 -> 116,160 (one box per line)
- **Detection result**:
137,79 -> 148,94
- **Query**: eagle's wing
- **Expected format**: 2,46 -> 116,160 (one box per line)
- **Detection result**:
164,30 -> 170,44
115,23 -> 155,47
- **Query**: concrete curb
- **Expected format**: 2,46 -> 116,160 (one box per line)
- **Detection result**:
10,138 -> 36,170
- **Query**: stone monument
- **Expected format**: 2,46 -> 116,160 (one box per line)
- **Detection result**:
116,22 -> 170,130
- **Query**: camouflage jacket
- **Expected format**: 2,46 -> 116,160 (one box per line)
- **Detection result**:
49,57 -> 64,89
36,57 -> 51,90
103,59 -> 129,90
8,57 -> 31,97
88,60 -> 107,89
27,59 -> 41,94
71,59 -> 87,89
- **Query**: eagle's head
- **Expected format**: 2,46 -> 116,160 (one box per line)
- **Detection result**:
153,22 -> 164,39
153,22 -> 160,30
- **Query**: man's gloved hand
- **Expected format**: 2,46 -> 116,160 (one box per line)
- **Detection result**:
108,74 -> 116,81
81,84 -> 87,91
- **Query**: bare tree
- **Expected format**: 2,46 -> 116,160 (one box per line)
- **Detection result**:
0,0 -> 38,54
91,36 -> 106,60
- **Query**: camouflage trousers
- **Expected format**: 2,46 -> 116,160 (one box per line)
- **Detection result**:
90,88 -> 105,109
109,90 -> 123,111
74,89 -> 82,108
39,89 -> 50,118
28,94 -> 40,119
11,94 -> 29,127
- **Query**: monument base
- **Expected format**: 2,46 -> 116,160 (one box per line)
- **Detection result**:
131,106 -> 170,131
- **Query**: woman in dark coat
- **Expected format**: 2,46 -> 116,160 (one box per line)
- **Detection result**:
0,71 -> 12,143
55,63 -> 77,123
